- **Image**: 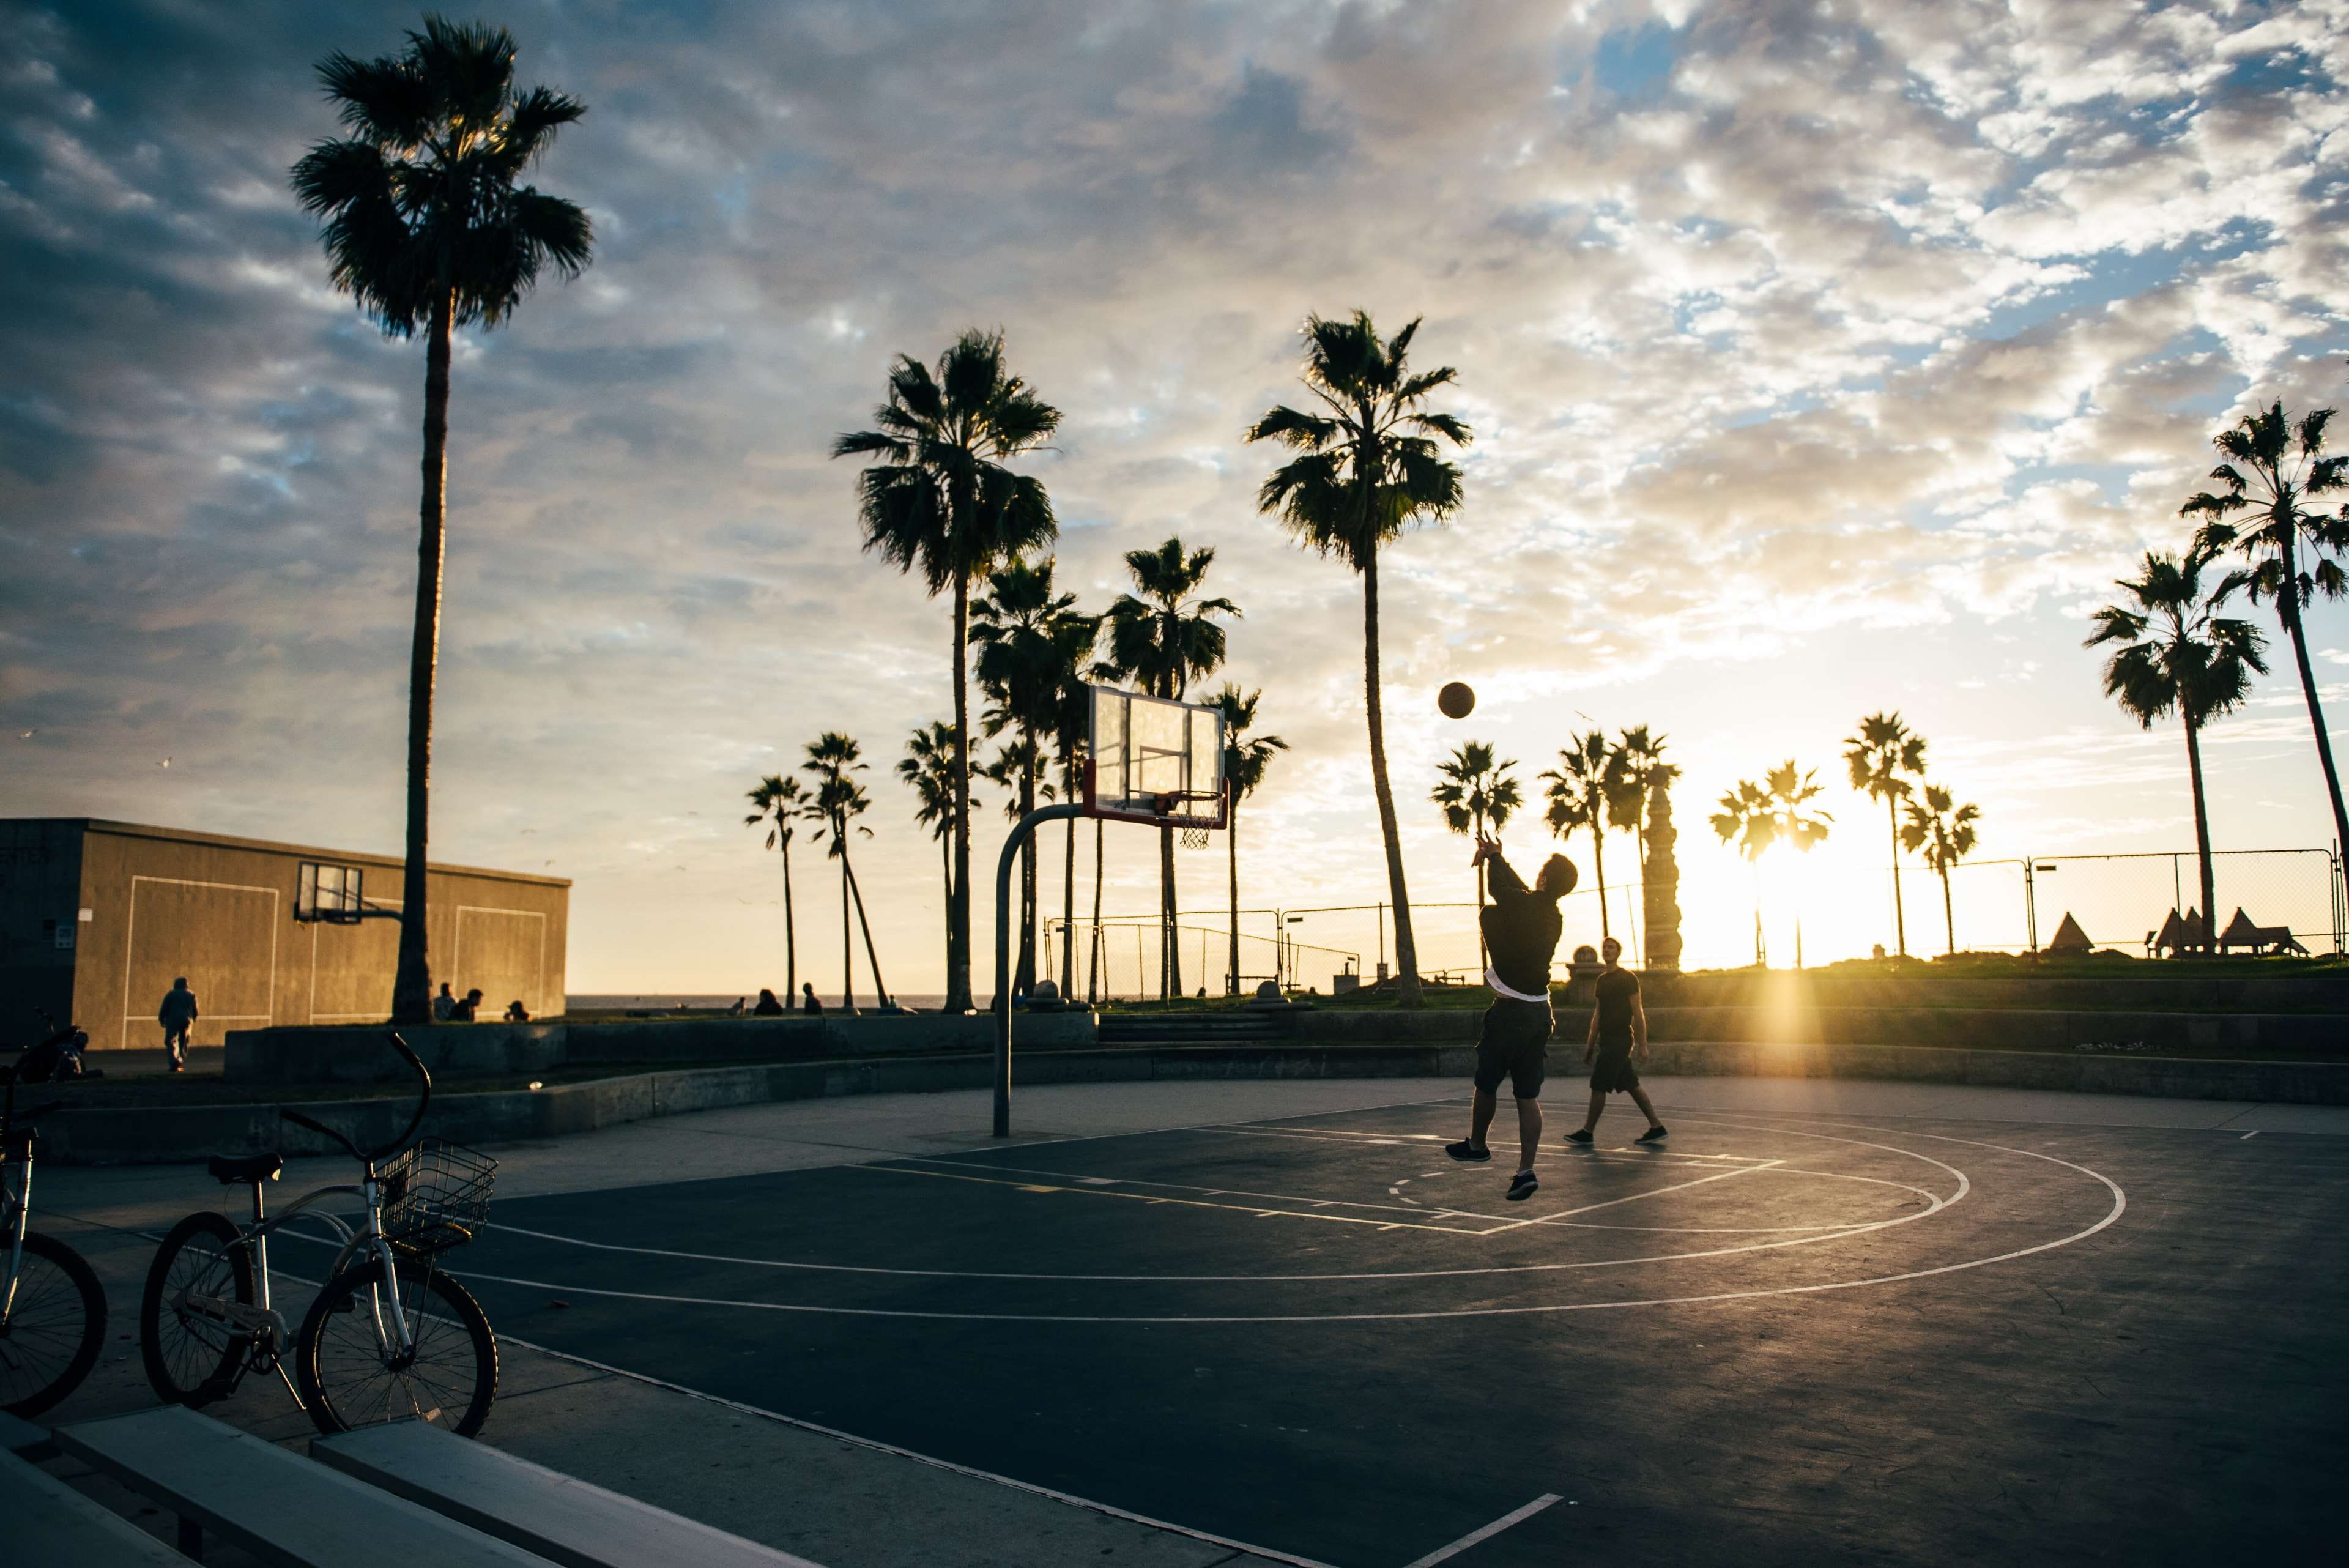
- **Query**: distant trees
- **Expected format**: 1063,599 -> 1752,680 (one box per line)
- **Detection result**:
1248,311 -> 1471,1005
1542,732 -> 1619,942
897,723 -> 974,984
1712,762 -> 1833,966
1844,713 -> 1929,959
1211,685 -> 1287,995
1102,538 -> 1237,1000
1433,741 -> 1521,968
1611,727 -> 1673,966
2086,549 -> 2266,943
834,330 -> 1059,1014
2183,401 -> 2349,861
292,18 -> 593,1022
803,733 -> 888,1010
1901,785 -> 1981,957
743,775 -> 805,1001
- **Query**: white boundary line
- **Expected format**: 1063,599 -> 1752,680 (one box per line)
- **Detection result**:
454,905 -> 549,1017
484,1330 -> 1343,1568
119,875 -> 278,1047
1401,1493 -> 1562,1567
1480,1161 -> 1784,1232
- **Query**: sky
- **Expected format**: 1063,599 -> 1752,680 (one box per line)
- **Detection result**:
5,0 -> 2349,998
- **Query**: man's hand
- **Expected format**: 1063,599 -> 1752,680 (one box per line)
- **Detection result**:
1471,834 -> 1499,868
1582,1044 -> 1595,1065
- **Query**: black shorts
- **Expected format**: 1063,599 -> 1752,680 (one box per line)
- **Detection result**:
1474,998 -> 1553,1099
1590,1037 -> 1640,1094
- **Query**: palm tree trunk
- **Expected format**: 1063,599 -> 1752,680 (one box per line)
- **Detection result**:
1942,864 -> 1956,957
1226,802 -> 1241,995
1589,822 -> 1610,943
1887,795 -> 1907,959
839,843 -> 855,1013
1061,785 -> 1077,1000
844,852 -> 889,1006
1160,822 -> 1179,999
1089,817 -> 1105,1002
1361,543 -> 1421,1001
1472,807 -> 1488,972
782,839 -> 797,1001
945,576 -> 974,1013
940,834 -> 952,987
2278,542 -> 2349,861
1017,763 -> 1038,994
2184,710 -> 2217,945
392,288 -> 454,1026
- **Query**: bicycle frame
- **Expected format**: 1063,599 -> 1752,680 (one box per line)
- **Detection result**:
229,1165 -> 417,1363
2,1141 -> 29,1325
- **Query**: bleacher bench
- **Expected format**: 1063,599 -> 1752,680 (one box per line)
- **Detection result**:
2,1408 -> 53,1455
312,1419 -> 827,1568
0,1447 -> 195,1566
54,1406 -> 557,1567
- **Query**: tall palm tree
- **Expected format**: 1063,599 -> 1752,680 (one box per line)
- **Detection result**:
292,17 -> 592,1023
743,774 -> 805,1001
2184,401 -> 2349,859
898,722 -> 977,983
1433,741 -> 1521,970
977,738 -> 1051,994
973,560 -> 1082,994
1844,713 -> 1929,959
1102,538 -> 1238,999
2086,550 -> 2267,941
1609,726 -> 1671,963
1901,785 -> 1980,957
1210,685 -> 1287,995
1712,762 -> 1833,966
1542,731 -> 1619,942
833,330 -> 1060,1013
1247,311 -> 1472,1006
803,733 -> 888,1011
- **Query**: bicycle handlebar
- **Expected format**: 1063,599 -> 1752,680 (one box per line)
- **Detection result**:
276,1033 -> 432,1169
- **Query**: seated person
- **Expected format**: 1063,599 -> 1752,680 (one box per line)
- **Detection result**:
503,1000 -> 531,1023
753,987 -> 785,1016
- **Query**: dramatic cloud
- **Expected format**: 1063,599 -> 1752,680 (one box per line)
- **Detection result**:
4,0 -> 2347,990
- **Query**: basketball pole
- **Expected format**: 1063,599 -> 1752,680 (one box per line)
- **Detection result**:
996,801 -> 1085,1137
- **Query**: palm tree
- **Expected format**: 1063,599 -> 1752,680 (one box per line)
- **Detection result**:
2086,550 -> 2267,943
976,738 -> 1051,994
897,723 -> 977,983
292,18 -> 593,1023
1433,741 -> 1521,970
1844,713 -> 1929,959
1247,311 -> 1472,1005
1712,762 -> 1833,966
803,733 -> 889,1011
833,330 -> 1060,1013
1901,785 -> 1981,957
743,775 -> 805,1001
1101,538 -> 1238,999
973,559 -> 1083,994
1609,726 -> 1672,963
1210,685 -> 1287,995
1542,731 -> 1618,942
2183,402 -> 2349,861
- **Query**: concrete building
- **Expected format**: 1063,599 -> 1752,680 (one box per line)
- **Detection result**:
1,819 -> 569,1049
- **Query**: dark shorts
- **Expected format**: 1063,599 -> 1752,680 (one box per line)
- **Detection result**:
1474,998 -> 1553,1099
1590,1037 -> 1640,1094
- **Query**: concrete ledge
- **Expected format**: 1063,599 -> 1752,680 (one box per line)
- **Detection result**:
38,1038 -> 2349,1164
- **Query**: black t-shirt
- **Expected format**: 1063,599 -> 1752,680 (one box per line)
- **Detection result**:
1480,853 -> 1563,998
1595,966 -> 1640,1042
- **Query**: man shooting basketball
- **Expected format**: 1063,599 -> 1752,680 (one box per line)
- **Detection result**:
1448,836 -> 1576,1200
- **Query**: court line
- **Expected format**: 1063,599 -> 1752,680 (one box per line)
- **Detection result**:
1479,1161 -> 1785,1233
1401,1493 -> 1563,1567
855,1162 -> 1492,1235
458,1118 -> 2142,1320
485,1330 -> 1344,1568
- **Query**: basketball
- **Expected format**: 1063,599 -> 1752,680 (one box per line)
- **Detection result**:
1438,681 -> 1476,719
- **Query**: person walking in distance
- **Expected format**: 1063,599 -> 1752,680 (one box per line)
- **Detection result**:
1447,835 -> 1576,1200
800,981 -> 825,1016
157,976 -> 199,1072
1565,937 -> 1667,1146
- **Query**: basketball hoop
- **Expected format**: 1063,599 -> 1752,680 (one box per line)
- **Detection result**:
1181,823 -> 1211,852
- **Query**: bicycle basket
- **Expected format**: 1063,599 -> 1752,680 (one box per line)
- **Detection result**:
379,1138 -> 497,1255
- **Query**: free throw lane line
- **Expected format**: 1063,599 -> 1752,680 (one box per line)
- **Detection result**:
1401,1493 -> 1564,1567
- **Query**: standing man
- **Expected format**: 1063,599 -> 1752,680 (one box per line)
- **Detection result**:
1447,836 -> 1576,1200
157,976 -> 199,1072
1565,936 -> 1668,1145
432,982 -> 457,1022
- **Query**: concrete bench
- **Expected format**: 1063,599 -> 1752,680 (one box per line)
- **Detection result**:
2,1406 -> 53,1454
313,1420 -> 827,1568
54,1407 -> 557,1567
0,1447 -> 195,1565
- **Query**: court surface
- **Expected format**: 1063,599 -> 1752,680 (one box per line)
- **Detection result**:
439,1090 -> 2343,1567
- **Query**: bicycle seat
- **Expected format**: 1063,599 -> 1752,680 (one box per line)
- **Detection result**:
207,1151 -> 283,1185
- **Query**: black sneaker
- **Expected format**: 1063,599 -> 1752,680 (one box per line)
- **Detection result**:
1636,1125 -> 1669,1144
1563,1129 -> 1594,1146
1506,1170 -> 1538,1202
1445,1139 -> 1492,1163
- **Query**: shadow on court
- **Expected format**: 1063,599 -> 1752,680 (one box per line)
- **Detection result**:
442,1097 -> 2343,1567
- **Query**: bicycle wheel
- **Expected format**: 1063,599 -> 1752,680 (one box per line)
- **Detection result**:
139,1210 -> 256,1406
295,1255 -> 497,1437
0,1230 -> 106,1416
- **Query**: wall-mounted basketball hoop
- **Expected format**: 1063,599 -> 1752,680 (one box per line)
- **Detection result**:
990,686 -> 1228,1136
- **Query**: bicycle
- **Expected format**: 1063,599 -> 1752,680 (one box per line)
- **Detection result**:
1,1016 -> 106,1416
139,1031 -> 502,1436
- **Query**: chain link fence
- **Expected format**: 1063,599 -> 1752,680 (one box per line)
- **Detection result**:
1935,849 -> 2343,956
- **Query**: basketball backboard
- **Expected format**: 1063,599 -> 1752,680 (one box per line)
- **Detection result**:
1084,685 -> 1226,829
